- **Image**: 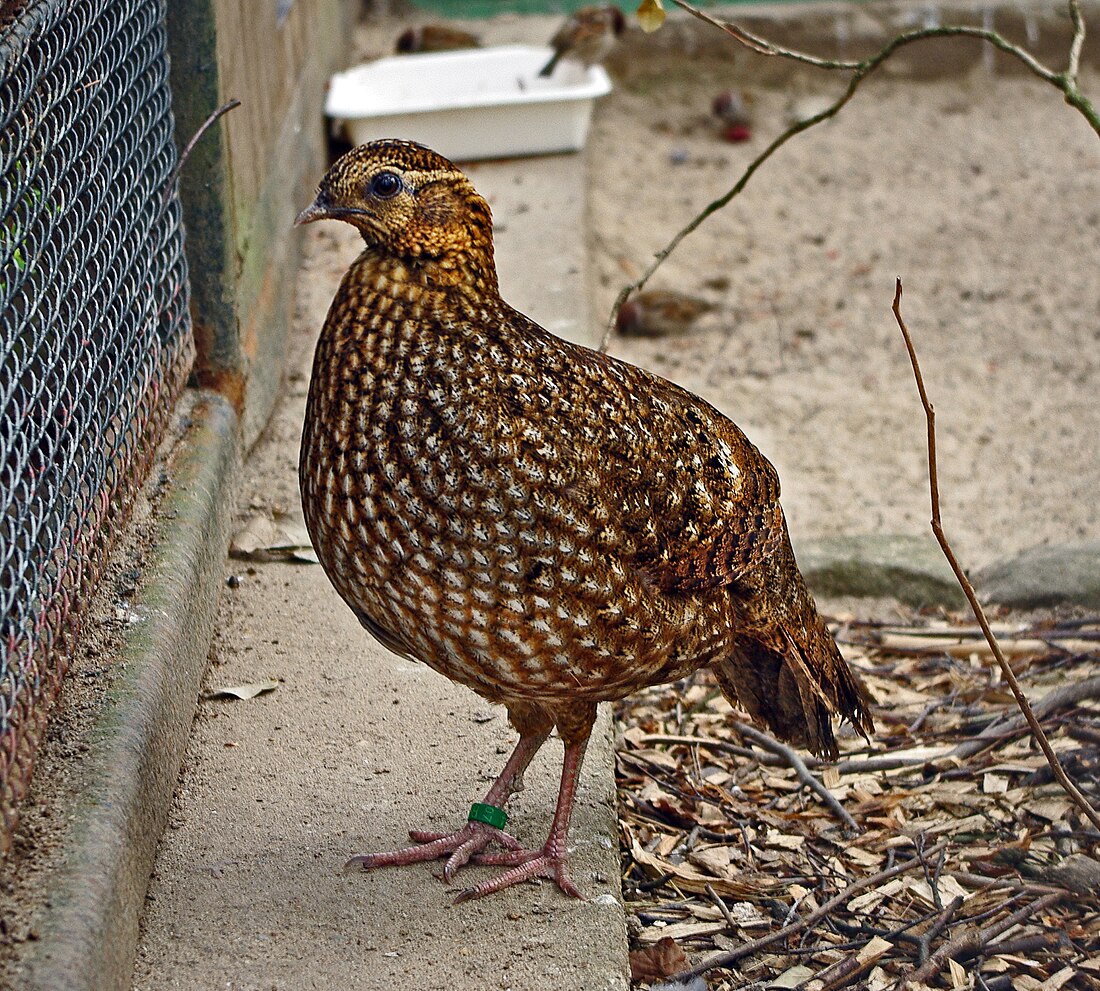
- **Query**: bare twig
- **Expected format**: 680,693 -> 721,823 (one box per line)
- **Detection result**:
981,930 -> 1069,959
633,725 -> 858,830
602,0 -> 1098,349
892,279 -> 1100,834
730,720 -> 860,832
671,839 -> 949,981
898,890 -> 1065,987
640,672 -> 1100,777
949,870 -> 1071,894
704,882 -> 740,933
914,894 -> 965,965
161,98 -> 242,207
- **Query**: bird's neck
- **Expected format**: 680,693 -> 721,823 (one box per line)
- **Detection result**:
356,242 -> 500,299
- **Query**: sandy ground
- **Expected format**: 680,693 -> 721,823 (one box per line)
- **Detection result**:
588,53 -> 1100,573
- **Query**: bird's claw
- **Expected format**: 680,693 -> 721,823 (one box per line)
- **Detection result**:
344,819 -> 522,878
453,849 -> 583,903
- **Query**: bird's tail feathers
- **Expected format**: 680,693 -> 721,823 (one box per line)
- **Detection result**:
538,52 -> 561,77
712,612 -> 873,760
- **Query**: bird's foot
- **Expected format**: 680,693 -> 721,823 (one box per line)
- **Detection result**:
344,819 -> 524,882
455,844 -> 583,903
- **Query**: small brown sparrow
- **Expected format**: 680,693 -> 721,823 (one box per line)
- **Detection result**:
616,289 -> 715,338
538,5 -> 626,78
395,24 -> 481,55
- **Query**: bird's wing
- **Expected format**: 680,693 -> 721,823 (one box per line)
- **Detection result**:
589,369 -> 788,594
484,319 -> 789,595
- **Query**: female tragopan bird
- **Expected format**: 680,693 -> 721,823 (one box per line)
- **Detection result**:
296,139 -> 873,902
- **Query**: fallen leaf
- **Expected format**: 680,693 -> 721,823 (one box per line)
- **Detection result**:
629,935 -> 687,983
651,979 -> 706,991
631,840 -> 779,898
636,920 -> 727,945
857,935 -> 895,964
636,0 -> 666,34
205,679 -> 280,701
770,964 -> 815,988
687,845 -> 732,877
230,511 -> 318,563
1038,966 -> 1077,991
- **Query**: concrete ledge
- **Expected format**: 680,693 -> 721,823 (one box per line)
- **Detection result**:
21,392 -> 239,991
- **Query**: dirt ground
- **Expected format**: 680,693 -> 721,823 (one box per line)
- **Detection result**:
587,52 -> 1100,573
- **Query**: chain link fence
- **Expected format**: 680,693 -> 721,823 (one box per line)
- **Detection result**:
0,0 -> 192,855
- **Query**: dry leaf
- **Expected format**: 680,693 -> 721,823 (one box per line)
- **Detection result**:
636,920 -> 727,945
1038,967 -> 1078,991
629,935 -> 687,983
230,511 -> 318,563
770,964 -> 815,988
636,0 -> 666,34
631,840 -> 779,898
205,679 -> 280,701
1024,798 -> 1073,821
651,979 -> 706,991
857,935 -> 894,964
686,845 -> 732,877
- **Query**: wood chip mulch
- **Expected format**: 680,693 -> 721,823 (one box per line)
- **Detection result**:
614,610 -> 1100,991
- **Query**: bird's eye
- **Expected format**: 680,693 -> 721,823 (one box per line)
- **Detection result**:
369,171 -> 402,199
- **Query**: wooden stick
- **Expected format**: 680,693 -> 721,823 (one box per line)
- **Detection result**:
892,279 -> 1100,833
729,720 -> 860,832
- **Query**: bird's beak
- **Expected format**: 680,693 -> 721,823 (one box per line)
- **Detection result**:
295,196 -> 369,227
295,196 -> 330,227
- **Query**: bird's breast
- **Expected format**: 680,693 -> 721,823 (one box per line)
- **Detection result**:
299,303 -> 735,701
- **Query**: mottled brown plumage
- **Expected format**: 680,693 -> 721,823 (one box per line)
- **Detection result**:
296,140 -> 873,901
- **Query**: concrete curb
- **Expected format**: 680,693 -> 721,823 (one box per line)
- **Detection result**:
22,392 -> 239,991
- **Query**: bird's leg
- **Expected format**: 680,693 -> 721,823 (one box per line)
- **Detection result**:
456,732 -> 591,902
345,727 -> 549,880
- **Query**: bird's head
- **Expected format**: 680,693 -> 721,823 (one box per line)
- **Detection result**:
296,139 -> 496,284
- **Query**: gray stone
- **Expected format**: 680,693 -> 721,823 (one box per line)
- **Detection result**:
794,533 -> 968,608
974,542 -> 1100,609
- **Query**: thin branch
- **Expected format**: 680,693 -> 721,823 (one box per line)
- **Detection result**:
898,890 -> 1065,987
729,720 -> 859,832
161,98 -> 242,207
602,0 -> 1098,349
915,894 -> 965,965
670,0 -> 1070,82
704,881 -> 740,933
671,839 -> 949,981
892,278 -> 1100,835
1066,0 -> 1087,81
639,672 -> 1100,774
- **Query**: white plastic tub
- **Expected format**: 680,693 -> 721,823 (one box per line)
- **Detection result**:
325,45 -> 612,161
